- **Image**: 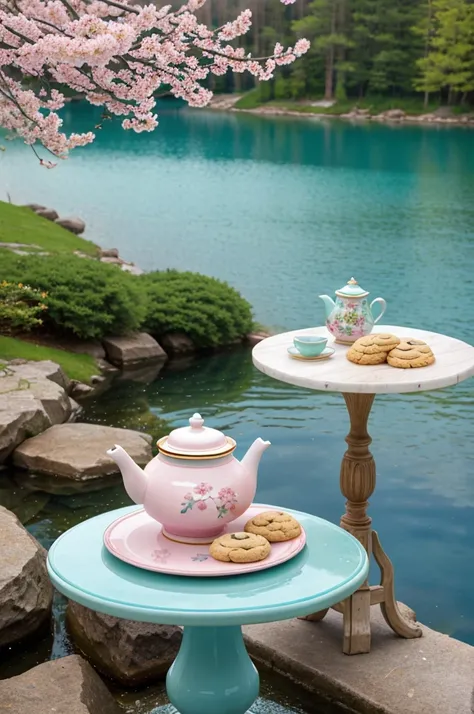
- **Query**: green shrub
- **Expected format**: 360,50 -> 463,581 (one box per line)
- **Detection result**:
140,270 -> 253,348
0,280 -> 48,334
0,252 -> 146,340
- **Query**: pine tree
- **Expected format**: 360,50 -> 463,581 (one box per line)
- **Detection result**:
415,0 -> 474,103
350,0 -> 424,97
412,0 -> 435,106
292,0 -> 351,100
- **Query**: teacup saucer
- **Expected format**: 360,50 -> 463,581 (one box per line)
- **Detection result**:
287,346 -> 335,361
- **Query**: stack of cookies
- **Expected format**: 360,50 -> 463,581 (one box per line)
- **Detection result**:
209,510 -> 301,564
347,333 -> 435,369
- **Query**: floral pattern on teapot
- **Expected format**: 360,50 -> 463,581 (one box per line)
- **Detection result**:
180,482 -> 238,518
327,298 -> 374,341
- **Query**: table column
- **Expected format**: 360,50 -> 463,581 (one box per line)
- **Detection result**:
305,393 -> 422,654
167,625 -> 259,714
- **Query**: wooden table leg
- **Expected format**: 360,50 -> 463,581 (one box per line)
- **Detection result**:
301,392 -> 422,654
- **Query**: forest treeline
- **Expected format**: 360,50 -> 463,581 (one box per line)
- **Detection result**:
187,0 -> 474,106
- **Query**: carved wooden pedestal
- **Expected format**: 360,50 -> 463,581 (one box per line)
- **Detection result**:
303,393 -> 422,655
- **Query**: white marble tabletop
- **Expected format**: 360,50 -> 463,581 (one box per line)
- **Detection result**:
252,325 -> 474,394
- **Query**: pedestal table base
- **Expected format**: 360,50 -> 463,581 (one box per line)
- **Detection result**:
302,393 -> 422,654
167,626 -> 259,714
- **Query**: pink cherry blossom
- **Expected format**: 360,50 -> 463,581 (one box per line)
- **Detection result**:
218,487 -> 237,502
194,482 -> 213,496
0,0 -> 309,164
197,501 -> 208,510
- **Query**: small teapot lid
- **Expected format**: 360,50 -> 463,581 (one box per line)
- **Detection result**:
335,277 -> 369,298
157,413 -> 236,459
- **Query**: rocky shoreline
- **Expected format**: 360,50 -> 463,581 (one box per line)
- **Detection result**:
208,94 -> 474,127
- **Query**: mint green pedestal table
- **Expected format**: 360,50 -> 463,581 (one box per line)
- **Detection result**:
47,505 -> 368,714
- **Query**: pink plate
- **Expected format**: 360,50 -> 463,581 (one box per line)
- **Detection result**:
104,504 -> 306,577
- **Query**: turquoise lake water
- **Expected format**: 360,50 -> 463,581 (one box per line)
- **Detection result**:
1,104 -> 474,651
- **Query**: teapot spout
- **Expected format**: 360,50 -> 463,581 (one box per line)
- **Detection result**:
240,437 -> 271,479
107,444 -> 148,504
319,294 -> 336,319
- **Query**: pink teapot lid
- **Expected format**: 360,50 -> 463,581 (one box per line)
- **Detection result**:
157,413 -> 236,459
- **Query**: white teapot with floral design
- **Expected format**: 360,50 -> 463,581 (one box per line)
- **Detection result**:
107,414 -> 270,544
319,278 -> 387,344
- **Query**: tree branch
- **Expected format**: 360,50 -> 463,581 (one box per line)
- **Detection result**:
0,84 -> 40,127
84,0 -> 140,15
3,24 -> 35,45
57,0 -> 79,20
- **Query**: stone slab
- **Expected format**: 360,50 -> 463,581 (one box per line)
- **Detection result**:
13,423 -> 153,481
244,606 -> 474,714
103,332 -> 167,367
0,654 -> 120,713
0,360 -> 72,462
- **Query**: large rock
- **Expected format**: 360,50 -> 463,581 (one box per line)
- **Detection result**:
22,203 -> 46,212
13,423 -> 153,485
69,380 -> 94,399
12,359 -> 71,392
100,248 -> 119,258
0,390 -> 50,463
103,333 -> 167,367
0,506 -> 52,647
55,217 -> 86,235
0,361 -> 73,463
0,655 -> 121,714
159,332 -> 196,355
35,208 -> 59,221
376,108 -> 406,121
68,601 -> 182,686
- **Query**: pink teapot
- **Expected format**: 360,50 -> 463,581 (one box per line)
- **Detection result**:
107,413 -> 271,544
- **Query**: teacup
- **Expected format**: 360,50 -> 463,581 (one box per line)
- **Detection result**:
293,335 -> 328,357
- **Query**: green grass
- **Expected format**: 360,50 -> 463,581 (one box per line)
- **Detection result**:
0,336 -> 98,383
234,89 -> 263,110
235,93 -> 472,117
0,201 -> 99,256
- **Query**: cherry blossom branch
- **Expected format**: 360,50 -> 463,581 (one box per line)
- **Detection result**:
0,0 -> 307,164
84,0 -> 139,14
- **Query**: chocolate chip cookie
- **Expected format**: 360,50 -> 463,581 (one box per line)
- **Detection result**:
347,333 -> 400,365
244,511 -> 301,542
387,338 -> 435,369
209,532 -> 271,563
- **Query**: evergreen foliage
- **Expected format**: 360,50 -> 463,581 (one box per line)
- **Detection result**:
217,0 -> 474,105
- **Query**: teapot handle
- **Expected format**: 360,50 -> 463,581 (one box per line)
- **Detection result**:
370,297 -> 386,324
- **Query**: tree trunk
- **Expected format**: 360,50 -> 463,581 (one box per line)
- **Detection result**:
335,0 -> 347,100
324,1 -> 337,100
423,0 -> 432,109
324,48 -> 335,100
